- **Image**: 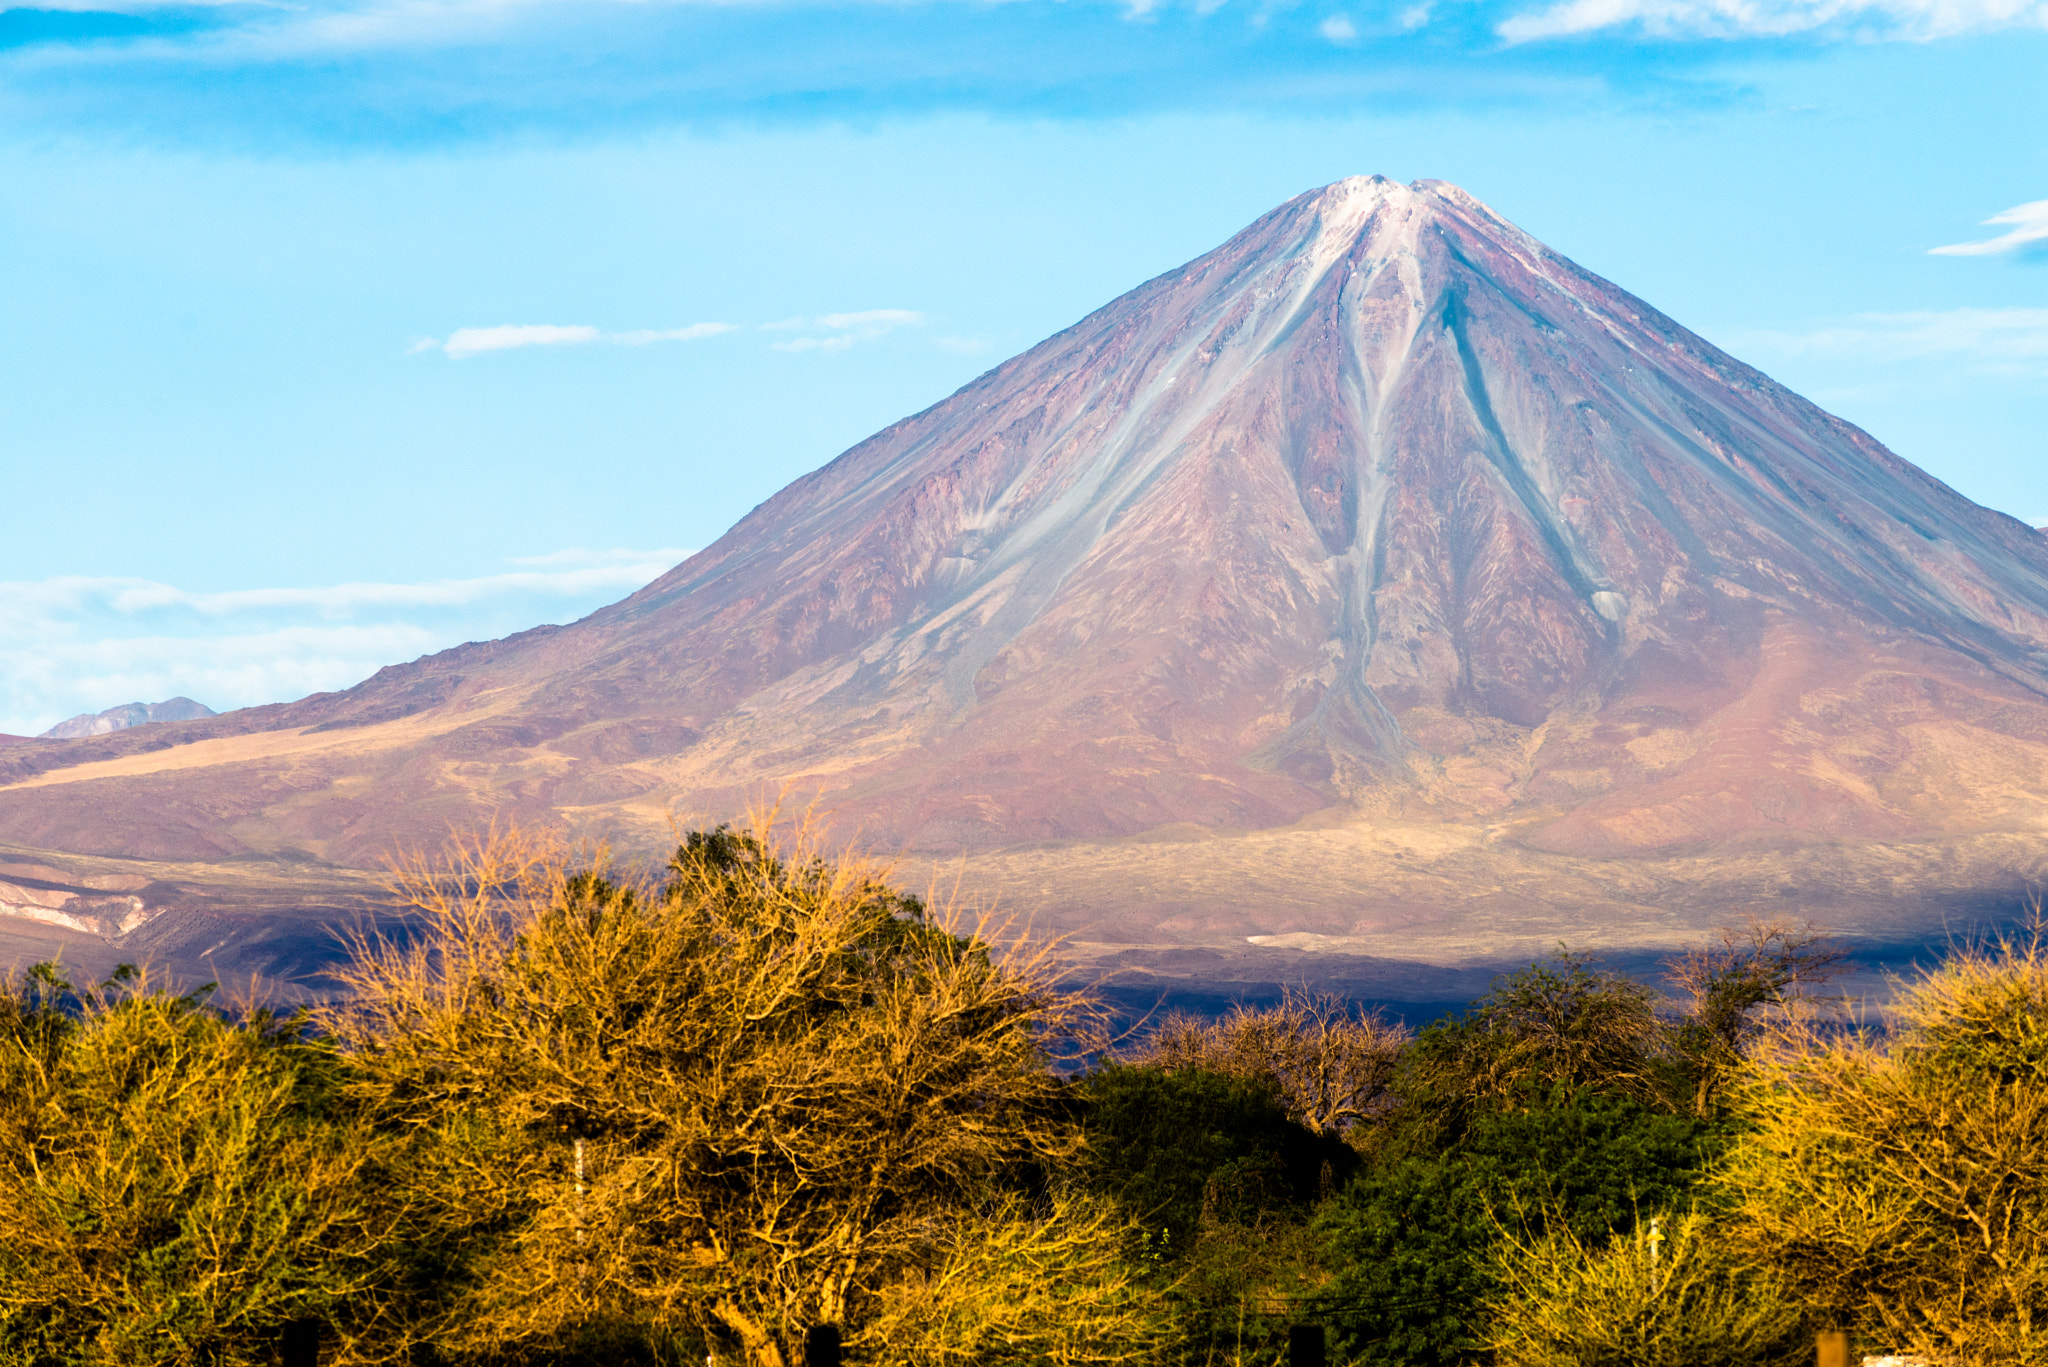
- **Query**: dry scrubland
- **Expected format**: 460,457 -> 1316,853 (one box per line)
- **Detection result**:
2,819 -> 2045,1367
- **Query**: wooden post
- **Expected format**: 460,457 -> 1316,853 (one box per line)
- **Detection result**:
1815,1328 -> 1850,1367
280,1318 -> 320,1367
804,1324 -> 841,1367
1289,1324 -> 1325,1367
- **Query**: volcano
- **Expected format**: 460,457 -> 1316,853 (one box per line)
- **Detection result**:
7,177 -> 2048,979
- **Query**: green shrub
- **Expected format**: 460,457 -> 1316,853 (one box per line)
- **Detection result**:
1314,1088 -> 1730,1367
1079,1062 -> 1350,1365
1079,1064 -> 1350,1247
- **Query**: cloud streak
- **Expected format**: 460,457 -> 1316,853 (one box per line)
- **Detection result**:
769,309 -> 926,353
1496,0 -> 2047,41
416,321 -> 735,359
0,549 -> 688,736
412,316 -> 923,359
1729,306 -> 2048,371
1931,199 -> 2048,257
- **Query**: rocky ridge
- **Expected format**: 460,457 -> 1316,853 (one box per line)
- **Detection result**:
41,697 -> 218,740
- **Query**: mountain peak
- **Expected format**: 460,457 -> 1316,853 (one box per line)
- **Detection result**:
1283,175 -> 1543,276
6,184 -> 2048,963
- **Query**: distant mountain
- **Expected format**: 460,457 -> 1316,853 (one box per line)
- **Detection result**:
40,697 -> 218,740
4,177 -> 2047,970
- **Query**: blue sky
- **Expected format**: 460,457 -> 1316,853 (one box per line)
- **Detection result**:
1,0 -> 2044,735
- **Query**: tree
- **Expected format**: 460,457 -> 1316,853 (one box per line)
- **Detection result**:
1719,918 -> 2048,1365
326,817 -> 1160,1367
1664,918 -> 1848,1114
0,966 -> 404,1367
858,1193 -> 1169,1367
1125,989 -> 1408,1137
1403,950 -> 1672,1128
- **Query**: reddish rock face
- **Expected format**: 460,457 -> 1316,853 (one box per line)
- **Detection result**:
5,178 -> 2048,917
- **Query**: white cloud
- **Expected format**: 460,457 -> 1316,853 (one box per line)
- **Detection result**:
0,549 -> 689,736
442,323 -> 599,359
1931,200 -> 2048,257
818,309 -> 925,330
768,309 -> 926,354
412,311 -> 922,359
1498,0 -> 2048,41
1319,13 -> 1359,38
612,323 -> 740,345
419,322 -> 734,360
773,335 -> 859,354
1729,307 -> 2048,371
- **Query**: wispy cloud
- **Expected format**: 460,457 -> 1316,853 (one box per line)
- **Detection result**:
770,309 -> 927,354
413,322 -> 735,359
612,323 -> 737,345
0,549 -> 689,736
1498,0 -> 2048,41
410,317 -> 918,360
1728,307 -> 2048,372
1931,200 -> 2048,258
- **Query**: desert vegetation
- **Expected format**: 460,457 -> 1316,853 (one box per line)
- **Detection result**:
1,820 -> 2043,1367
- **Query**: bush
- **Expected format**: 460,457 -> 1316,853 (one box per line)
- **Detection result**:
1400,951 -> 1673,1130
1720,920 -> 2048,1365
1482,1210 -> 1808,1367
1080,1064 -> 1352,1364
1080,1065 -> 1352,1246
325,818 -> 1154,1367
0,967 -> 405,1367
1308,951 -> 1746,1367
859,1192 -> 1169,1366
1314,1088 -> 1731,1367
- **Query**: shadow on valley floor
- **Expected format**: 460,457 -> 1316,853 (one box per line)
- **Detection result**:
1082,919 -> 2035,1035
6,834 -> 2038,1021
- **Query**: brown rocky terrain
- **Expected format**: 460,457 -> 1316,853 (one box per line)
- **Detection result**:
4,176 -> 2046,986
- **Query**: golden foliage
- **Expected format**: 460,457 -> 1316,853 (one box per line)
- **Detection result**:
323,812 -> 1145,1366
1720,917 -> 2048,1365
0,968 -> 405,1367
1128,987 -> 1407,1136
858,1192 -> 1170,1367
1482,1210 -> 1807,1367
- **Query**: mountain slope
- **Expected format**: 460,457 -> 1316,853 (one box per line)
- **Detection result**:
5,176 -> 2048,962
